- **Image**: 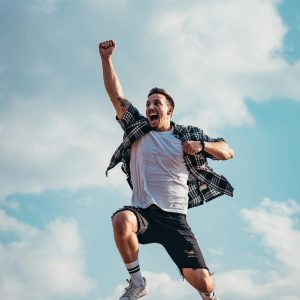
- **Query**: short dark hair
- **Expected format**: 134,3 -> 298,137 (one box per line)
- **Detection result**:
147,87 -> 175,109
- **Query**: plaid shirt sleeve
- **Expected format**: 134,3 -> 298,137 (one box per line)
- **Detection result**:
174,124 -> 234,208
106,102 -> 150,178
116,102 -> 146,133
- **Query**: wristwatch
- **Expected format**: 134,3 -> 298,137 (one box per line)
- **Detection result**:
200,140 -> 205,152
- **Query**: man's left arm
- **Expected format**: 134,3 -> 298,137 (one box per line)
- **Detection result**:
183,140 -> 234,160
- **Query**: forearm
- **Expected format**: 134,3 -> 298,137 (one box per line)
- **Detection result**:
101,57 -> 123,100
203,141 -> 234,160
101,56 -> 128,118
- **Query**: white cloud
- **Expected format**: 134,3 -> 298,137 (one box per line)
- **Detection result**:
217,198 -> 300,299
0,209 -> 95,300
0,95 -> 128,197
241,198 -> 300,273
0,198 -> 20,209
146,0 -> 300,130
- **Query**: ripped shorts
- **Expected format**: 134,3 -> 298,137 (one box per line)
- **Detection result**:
112,204 -> 209,275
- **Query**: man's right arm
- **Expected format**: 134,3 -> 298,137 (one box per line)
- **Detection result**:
99,40 -> 129,120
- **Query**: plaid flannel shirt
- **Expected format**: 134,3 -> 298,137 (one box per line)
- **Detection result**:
106,102 -> 234,209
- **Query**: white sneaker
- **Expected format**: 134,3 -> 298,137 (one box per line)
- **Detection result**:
119,277 -> 148,300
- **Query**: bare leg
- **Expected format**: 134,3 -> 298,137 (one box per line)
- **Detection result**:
182,268 -> 216,297
112,210 -> 139,263
112,210 -> 147,292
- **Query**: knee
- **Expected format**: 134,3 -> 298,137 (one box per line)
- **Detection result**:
184,269 -> 214,293
197,276 -> 214,293
112,211 -> 137,236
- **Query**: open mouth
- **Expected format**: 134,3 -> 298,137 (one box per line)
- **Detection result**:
149,114 -> 159,122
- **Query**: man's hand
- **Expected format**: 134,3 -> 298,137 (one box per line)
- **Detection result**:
99,40 -> 116,57
183,141 -> 203,155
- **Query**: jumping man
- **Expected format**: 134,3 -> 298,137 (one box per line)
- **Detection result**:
99,39 -> 234,300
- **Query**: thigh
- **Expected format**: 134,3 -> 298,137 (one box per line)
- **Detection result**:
112,206 -> 158,244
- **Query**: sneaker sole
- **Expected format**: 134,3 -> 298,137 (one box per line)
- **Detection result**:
138,287 -> 148,298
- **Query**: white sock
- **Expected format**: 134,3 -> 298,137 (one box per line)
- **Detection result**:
199,291 -> 218,300
125,260 -> 144,287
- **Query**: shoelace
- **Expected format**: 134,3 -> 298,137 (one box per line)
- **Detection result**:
122,280 -> 141,297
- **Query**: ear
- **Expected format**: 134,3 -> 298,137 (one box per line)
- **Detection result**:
167,106 -> 174,115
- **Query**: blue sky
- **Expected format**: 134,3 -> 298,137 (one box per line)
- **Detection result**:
0,0 -> 300,299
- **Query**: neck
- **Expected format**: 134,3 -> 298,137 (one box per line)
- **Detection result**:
156,123 -> 172,132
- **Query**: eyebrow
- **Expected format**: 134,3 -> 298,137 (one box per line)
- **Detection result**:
146,99 -> 162,105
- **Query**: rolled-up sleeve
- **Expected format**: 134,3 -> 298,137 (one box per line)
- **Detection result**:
116,103 -> 146,133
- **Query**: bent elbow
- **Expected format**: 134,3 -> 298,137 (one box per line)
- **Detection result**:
221,148 -> 234,160
227,148 -> 234,160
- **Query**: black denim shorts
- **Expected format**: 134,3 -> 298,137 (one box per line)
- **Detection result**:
112,205 -> 209,275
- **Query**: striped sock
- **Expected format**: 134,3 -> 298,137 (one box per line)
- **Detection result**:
125,260 -> 144,287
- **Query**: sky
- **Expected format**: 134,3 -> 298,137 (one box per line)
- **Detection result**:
0,0 -> 300,299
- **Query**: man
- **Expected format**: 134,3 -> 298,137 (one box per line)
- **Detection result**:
99,39 -> 234,300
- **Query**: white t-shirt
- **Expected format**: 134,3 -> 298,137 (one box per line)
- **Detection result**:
130,128 -> 189,214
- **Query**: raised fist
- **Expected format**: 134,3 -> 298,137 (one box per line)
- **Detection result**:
99,40 -> 116,57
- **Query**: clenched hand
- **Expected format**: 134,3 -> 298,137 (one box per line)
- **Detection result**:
99,40 -> 116,57
183,141 -> 203,155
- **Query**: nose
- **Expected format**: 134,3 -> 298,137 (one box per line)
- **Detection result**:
148,103 -> 155,110
147,104 -> 156,113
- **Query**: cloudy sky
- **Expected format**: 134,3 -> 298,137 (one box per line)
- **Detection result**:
0,0 -> 299,299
